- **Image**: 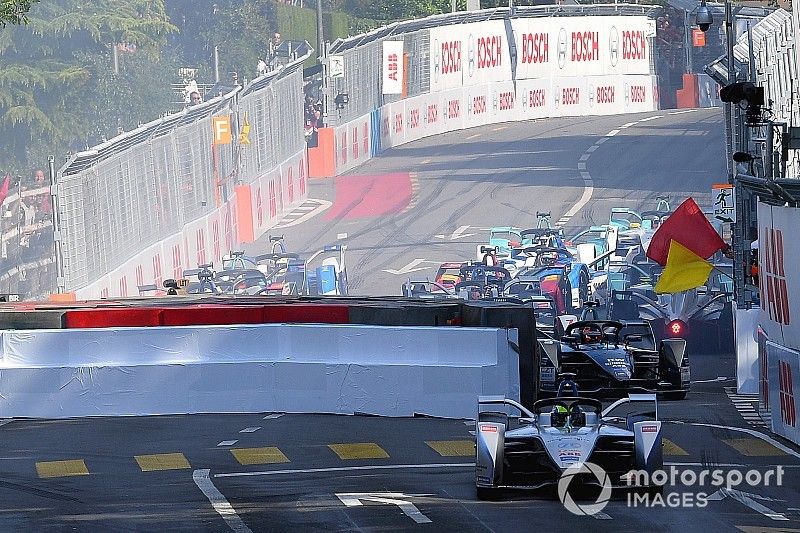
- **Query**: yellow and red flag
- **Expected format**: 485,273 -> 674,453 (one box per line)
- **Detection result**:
646,197 -> 726,266
654,240 -> 714,294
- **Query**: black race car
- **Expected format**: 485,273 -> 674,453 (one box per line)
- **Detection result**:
537,320 -> 689,399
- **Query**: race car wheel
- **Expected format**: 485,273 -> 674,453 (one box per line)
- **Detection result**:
579,271 -> 589,306
476,487 -> 502,501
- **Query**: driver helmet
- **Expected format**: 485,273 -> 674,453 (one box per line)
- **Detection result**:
551,404 -> 569,427
582,326 -> 603,344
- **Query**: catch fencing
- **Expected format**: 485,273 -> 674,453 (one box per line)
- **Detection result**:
55,51 -> 311,298
319,5 -> 665,176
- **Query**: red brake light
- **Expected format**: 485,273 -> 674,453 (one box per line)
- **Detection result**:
667,320 -> 686,337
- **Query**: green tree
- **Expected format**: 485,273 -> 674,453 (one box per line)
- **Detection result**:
0,0 -> 177,172
0,0 -> 39,27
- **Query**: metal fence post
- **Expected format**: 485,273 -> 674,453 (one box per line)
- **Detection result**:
48,155 -> 65,294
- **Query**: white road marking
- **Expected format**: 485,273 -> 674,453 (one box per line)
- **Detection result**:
707,488 -> 789,521
336,233 -> 348,240
263,413 -> 284,419
193,469 -> 253,533
383,259 -> 435,275
436,225 -> 476,240
579,154 -> 590,161
592,512 -> 612,520
620,122 -> 637,129
691,377 -> 730,383
578,162 -> 587,170
639,115 -> 663,122
274,199 -> 332,229
605,129 -> 620,137
466,133 -> 482,140
336,492 -> 432,524
215,462 -> 475,478
586,145 -> 599,153
0,420 -> 13,427
492,126 -> 508,131
595,138 -> 608,145
296,205 -> 316,211
670,422 -> 800,459
217,440 -> 239,447
670,109 -> 698,115
239,427 -> 261,433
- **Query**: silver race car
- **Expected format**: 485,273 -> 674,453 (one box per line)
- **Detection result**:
475,389 -> 663,500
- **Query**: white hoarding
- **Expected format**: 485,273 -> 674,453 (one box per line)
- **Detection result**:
382,41 -> 404,94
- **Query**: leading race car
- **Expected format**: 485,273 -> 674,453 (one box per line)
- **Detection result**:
475,389 -> 663,499
537,320 -> 690,399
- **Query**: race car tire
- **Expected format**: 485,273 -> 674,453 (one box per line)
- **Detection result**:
476,487 -> 502,501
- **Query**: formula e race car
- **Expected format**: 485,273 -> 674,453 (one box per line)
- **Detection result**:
537,320 -> 690,399
475,390 -> 663,499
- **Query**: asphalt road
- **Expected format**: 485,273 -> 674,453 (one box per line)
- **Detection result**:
3,109 -> 793,532
0,348 -> 798,531
245,108 -> 727,295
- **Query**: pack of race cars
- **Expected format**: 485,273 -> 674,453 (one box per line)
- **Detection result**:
137,236 -> 349,297
403,204 -> 734,353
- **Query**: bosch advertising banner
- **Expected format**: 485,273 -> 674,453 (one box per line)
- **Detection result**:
757,202 -> 800,351
382,41 -> 404,95
512,16 -> 654,81
430,20 -> 513,92
766,341 -> 800,445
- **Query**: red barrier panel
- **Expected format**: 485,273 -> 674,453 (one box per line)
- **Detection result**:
64,308 -> 163,328
262,304 -> 349,324
160,305 -> 264,326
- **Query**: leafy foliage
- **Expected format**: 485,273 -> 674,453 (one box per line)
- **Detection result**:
0,0 -> 38,27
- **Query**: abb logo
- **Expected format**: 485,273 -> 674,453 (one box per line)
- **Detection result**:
498,91 -> 514,111
622,30 -> 646,60
447,99 -> 460,119
521,32 -> 548,64
427,104 -> 439,124
596,85 -> 615,104
562,87 -> 580,105
409,108 -> 420,129
394,112 -> 403,134
340,131 -> 347,165
119,276 -> 128,298
362,122 -> 369,156
172,244 -> 182,279
478,35 -> 502,68
528,89 -> 546,108
473,95 -> 487,115
571,31 -> 599,62
351,127 -> 359,160
288,167 -> 295,202
762,228 -> 790,325
630,85 -> 646,103
386,53 -> 400,82
442,41 -> 461,74
779,360 -> 796,427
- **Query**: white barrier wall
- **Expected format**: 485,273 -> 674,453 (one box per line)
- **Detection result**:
766,341 -> 800,444
0,324 -> 520,419
333,15 -> 658,175
735,308 -> 759,394
74,149 -> 307,299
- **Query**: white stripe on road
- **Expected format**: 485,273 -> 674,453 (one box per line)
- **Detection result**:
215,462 -> 474,478
620,122 -> 637,129
263,413 -> 284,420
239,427 -> 261,433
579,154 -> 590,161
586,145 -> 599,153
217,440 -> 238,447
669,109 -> 698,115
639,115 -> 663,122
193,469 -> 253,533
578,162 -> 587,170
605,129 -> 620,137
274,199 -> 332,229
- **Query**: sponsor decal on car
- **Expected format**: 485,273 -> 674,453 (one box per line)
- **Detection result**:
642,425 -> 659,433
479,424 -> 498,433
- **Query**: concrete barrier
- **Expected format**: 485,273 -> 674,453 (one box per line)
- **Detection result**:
0,323 -> 519,419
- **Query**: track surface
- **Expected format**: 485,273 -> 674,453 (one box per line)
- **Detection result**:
251,108 -> 727,295
3,109 -> 797,531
